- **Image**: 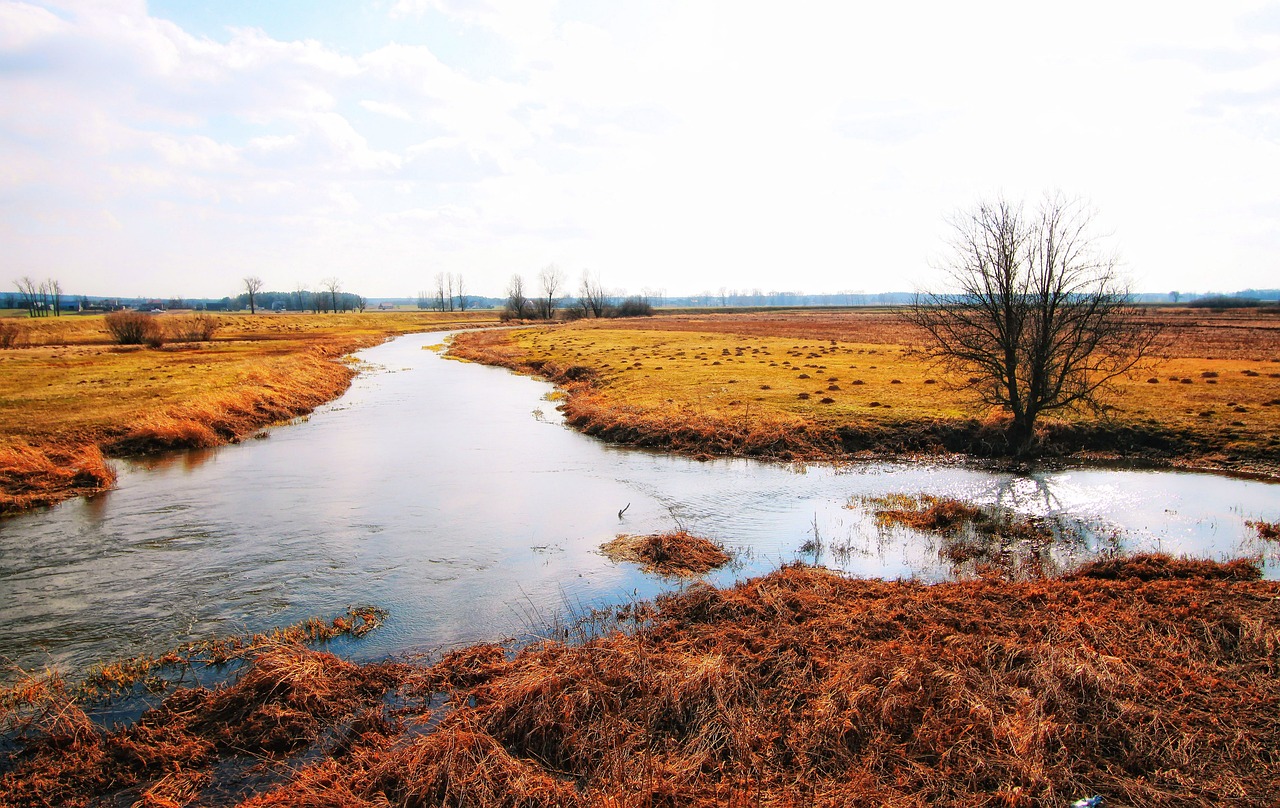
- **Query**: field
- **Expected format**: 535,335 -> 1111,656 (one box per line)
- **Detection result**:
449,308 -> 1280,473
0,310 -> 496,513
3,555 -> 1278,806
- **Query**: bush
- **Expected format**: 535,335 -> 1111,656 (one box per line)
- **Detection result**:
168,313 -> 219,343
0,321 -> 25,349
104,311 -> 160,345
608,297 -> 654,318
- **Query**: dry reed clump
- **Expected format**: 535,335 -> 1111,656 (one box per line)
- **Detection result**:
601,531 -> 732,577
0,442 -> 115,514
1247,520 -> 1279,541
5,557 -> 1280,806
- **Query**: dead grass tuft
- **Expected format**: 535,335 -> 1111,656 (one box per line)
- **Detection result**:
601,531 -> 732,577
1246,520 -> 1278,542
0,442 -> 115,514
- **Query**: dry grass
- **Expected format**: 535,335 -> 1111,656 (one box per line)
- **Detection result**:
449,308 -> 1280,473
600,531 -> 731,577
1249,520 -> 1279,542
7,556 -> 1275,806
0,310 -> 496,514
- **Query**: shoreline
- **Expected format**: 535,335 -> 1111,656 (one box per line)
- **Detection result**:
447,327 -> 1280,482
0,313 -> 497,516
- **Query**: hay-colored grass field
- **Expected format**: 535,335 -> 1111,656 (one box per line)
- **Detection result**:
0,310 -> 496,512
450,308 -> 1280,469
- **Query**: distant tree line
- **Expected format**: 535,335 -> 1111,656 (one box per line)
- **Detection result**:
499,266 -> 653,321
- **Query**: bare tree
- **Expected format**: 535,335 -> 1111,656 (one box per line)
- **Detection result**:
906,194 -> 1159,455
537,264 -> 564,319
578,270 -> 607,317
320,277 -> 342,314
293,282 -> 310,312
243,276 -> 264,314
505,274 -> 529,319
453,273 -> 467,311
15,277 -> 36,317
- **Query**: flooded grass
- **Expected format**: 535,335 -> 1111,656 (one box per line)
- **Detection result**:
600,530 -> 731,577
1249,520 -> 1279,541
5,556 -> 1277,806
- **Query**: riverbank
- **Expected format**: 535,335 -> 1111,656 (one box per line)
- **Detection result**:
447,309 -> 1280,478
3,555 -> 1277,806
0,311 -> 496,514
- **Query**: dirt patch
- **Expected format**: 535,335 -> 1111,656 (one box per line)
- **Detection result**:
601,530 -> 731,577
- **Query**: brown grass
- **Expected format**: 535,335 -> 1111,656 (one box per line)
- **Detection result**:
0,310 -> 496,514
449,308 -> 1280,474
601,531 -> 732,577
7,556 -> 1272,806
1248,520 -> 1279,542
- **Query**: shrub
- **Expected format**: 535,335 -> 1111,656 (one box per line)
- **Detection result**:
0,321 -> 25,349
168,314 -> 219,343
608,297 -> 654,318
104,311 -> 160,345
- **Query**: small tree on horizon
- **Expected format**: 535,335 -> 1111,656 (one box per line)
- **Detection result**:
243,276 -> 263,314
906,193 -> 1160,456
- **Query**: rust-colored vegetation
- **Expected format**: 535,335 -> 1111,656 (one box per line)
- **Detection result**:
5,557 -> 1277,806
861,493 -> 1062,577
449,307 -> 1280,474
80,606 -> 388,698
1248,520 -> 1279,541
600,530 -> 731,576
0,310 -> 495,514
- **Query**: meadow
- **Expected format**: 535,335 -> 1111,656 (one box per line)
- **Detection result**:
449,307 -> 1280,474
0,310 -> 496,513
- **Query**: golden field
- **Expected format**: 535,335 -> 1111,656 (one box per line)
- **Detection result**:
449,308 -> 1280,472
0,310 -> 495,513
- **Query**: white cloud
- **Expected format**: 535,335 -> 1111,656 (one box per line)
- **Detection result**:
0,0 -> 1277,298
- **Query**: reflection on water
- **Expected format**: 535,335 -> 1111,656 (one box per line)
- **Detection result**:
1,332 -> 1277,682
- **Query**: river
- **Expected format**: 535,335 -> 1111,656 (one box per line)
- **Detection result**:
1,331 -> 1277,680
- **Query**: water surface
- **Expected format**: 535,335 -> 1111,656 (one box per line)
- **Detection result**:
1,332 -> 1276,679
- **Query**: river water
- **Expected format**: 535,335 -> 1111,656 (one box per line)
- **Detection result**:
1,331 -> 1277,680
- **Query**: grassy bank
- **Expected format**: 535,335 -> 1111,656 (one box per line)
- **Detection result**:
3,555 -> 1277,806
448,308 -> 1280,473
0,310 -> 496,513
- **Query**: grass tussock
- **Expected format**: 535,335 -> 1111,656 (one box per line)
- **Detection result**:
0,442 -> 115,514
601,531 -> 731,577
5,557 -> 1278,806
1247,520 -> 1279,542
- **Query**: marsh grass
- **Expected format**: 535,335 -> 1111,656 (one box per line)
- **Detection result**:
600,531 -> 731,577
858,493 -> 1079,579
7,557 -> 1275,806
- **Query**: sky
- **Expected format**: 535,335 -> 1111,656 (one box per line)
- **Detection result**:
1,0 -> 1278,300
